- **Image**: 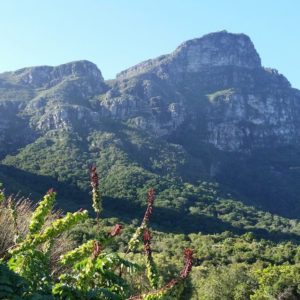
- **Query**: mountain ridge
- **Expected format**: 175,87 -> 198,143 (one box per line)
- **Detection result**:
117,30 -> 262,80
1,30 -> 300,220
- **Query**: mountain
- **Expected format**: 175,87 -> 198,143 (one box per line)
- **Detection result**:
1,30 -> 300,229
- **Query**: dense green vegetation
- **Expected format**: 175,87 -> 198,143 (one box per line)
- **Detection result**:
0,172 -> 194,299
2,165 -> 300,299
3,125 -> 300,242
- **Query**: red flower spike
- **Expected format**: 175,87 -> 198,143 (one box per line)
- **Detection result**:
143,228 -> 152,256
128,247 -> 194,300
143,188 -> 155,224
143,228 -> 151,243
180,248 -> 193,279
110,224 -> 123,237
147,188 -> 155,206
164,278 -> 178,289
184,248 -> 193,259
90,165 -> 99,189
92,241 -> 102,259
47,188 -> 56,194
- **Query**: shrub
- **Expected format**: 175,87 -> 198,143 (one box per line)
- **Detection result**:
0,168 -> 193,299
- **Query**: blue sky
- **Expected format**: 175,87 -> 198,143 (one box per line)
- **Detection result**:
0,1 -> 299,88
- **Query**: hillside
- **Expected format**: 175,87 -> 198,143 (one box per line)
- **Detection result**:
1,30 -> 300,228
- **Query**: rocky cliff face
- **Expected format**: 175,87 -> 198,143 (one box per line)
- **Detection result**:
102,31 -> 299,151
117,31 -> 261,80
10,60 -> 104,89
0,31 -> 299,153
0,61 -> 107,143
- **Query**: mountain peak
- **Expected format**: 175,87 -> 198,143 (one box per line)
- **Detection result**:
10,60 -> 104,88
173,31 -> 261,69
117,31 -> 261,80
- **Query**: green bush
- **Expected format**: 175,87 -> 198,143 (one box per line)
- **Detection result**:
0,169 -> 193,300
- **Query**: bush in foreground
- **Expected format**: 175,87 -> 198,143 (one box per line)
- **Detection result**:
0,168 -> 193,299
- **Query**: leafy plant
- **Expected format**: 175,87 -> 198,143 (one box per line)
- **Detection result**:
0,170 -> 193,299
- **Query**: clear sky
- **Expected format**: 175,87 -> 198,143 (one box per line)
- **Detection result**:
0,1 -> 299,88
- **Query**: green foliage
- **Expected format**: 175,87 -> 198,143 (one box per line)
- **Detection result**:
92,187 -> 102,215
10,210 -> 89,256
251,264 -> 300,299
8,249 -> 52,294
128,225 -> 146,252
192,264 -> 255,300
29,189 -> 56,234
0,179 -> 193,299
145,254 -> 160,289
60,239 -> 95,265
4,127 -> 300,241
3,185 -> 300,300
1,190 -> 300,300
0,263 -> 28,299
54,252 -> 137,299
